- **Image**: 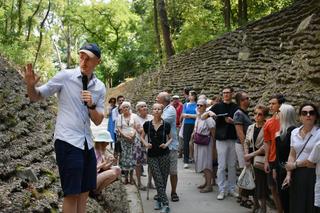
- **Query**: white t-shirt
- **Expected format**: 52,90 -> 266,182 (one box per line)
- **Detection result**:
308,141 -> 320,207
116,113 -> 136,136
290,126 -> 320,161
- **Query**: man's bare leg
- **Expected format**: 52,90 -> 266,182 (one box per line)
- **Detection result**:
63,194 -> 78,213
77,192 -> 89,213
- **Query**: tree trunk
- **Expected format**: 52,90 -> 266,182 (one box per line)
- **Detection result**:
26,0 -> 42,41
53,39 -> 63,70
243,0 -> 248,24
66,24 -> 72,68
157,0 -> 175,59
223,0 -> 231,30
33,1 -> 51,67
153,0 -> 162,61
238,0 -> 243,26
17,0 -> 23,36
238,0 -> 248,26
66,0 -> 72,68
9,0 -> 15,35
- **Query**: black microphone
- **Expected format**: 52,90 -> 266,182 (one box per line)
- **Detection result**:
82,75 -> 88,106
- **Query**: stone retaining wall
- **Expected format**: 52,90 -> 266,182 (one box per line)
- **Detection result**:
107,0 -> 320,110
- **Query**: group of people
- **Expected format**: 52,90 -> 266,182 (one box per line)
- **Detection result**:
23,42 -> 320,213
107,92 -> 180,213
107,86 -> 320,213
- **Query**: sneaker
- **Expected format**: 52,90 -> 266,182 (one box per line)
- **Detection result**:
154,200 -> 162,210
217,191 -> 225,200
229,190 -> 239,198
183,164 -> 189,169
160,205 -> 170,213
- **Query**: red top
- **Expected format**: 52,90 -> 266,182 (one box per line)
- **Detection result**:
263,116 -> 280,162
172,101 -> 183,127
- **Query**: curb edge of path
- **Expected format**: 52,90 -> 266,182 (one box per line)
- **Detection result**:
125,184 -> 144,213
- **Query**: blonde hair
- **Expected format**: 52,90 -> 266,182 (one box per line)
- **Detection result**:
279,104 -> 297,138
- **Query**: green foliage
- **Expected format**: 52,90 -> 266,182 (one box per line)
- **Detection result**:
0,0 -> 294,87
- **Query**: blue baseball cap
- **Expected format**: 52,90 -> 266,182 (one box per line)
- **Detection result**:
79,43 -> 101,59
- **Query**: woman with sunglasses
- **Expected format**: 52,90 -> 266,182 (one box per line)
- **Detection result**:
141,103 -> 172,213
244,104 -> 269,213
283,103 -> 320,213
193,99 -> 216,193
274,104 -> 297,213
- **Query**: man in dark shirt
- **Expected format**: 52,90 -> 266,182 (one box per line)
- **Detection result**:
206,87 -> 239,200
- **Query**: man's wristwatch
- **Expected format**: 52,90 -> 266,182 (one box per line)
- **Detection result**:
87,104 -> 96,110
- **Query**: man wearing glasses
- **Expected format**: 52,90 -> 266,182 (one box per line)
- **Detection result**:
205,86 -> 239,200
234,91 -> 253,207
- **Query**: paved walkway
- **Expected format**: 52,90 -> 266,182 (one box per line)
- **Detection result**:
139,158 -> 251,213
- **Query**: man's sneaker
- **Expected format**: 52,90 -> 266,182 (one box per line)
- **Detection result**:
217,191 -> 225,200
154,200 -> 162,210
229,190 -> 239,198
183,164 -> 189,169
160,205 -> 170,213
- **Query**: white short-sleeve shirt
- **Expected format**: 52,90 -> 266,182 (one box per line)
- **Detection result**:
308,141 -> 320,207
290,126 -> 320,161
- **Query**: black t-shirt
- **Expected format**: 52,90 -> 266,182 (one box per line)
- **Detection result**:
210,102 -> 238,140
143,120 -> 171,157
275,126 -> 296,165
253,126 -> 262,145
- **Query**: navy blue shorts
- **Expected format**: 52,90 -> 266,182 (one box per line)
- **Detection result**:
54,139 -> 97,197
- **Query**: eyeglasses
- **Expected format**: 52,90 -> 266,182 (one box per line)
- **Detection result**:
301,110 -> 316,116
197,104 -> 204,107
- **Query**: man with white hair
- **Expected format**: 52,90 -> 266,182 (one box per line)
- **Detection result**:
156,92 -> 180,202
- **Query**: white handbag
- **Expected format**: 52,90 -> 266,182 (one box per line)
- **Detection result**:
237,165 -> 255,190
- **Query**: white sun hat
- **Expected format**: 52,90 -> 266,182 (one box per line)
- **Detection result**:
94,130 -> 114,143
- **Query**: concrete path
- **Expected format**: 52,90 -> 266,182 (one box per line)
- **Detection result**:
139,158 -> 251,213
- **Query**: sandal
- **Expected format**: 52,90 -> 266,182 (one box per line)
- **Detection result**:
199,186 -> 213,193
154,194 -> 159,201
124,178 -> 129,185
197,183 -> 206,189
237,197 -> 242,203
171,193 -> 179,202
138,184 -> 147,191
240,199 -> 253,209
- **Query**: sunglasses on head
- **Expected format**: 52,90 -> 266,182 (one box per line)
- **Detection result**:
301,110 -> 316,116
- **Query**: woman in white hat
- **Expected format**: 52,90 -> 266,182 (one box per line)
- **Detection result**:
93,131 -> 121,195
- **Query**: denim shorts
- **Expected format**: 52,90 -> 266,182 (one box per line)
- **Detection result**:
54,139 -> 97,196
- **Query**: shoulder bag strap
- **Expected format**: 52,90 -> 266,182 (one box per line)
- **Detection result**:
296,134 -> 313,160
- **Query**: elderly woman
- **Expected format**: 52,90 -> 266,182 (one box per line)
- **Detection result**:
134,101 -> 153,190
283,103 -> 320,213
193,99 -> 216,193
116,101 -> 137,184
141,103 -> 172,213
244,104 -> 269,213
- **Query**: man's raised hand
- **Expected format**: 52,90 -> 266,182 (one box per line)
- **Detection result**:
24,63 -> 40,87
